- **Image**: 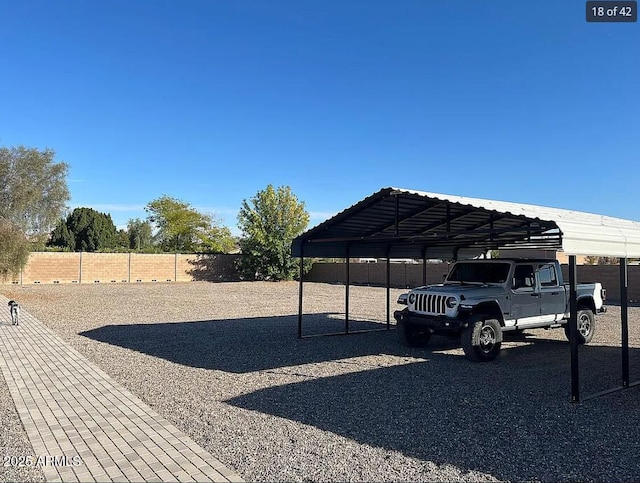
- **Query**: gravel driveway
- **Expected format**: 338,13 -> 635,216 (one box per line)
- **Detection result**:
2,281 -> 640,482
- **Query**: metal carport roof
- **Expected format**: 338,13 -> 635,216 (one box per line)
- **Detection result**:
292,187 -> 640,403
292,187 -> 640,259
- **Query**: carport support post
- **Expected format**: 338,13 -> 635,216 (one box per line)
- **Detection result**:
298,249 -> 304,339
386,249 -> 391,328
569,255 -> 580,403
345,247 -> 350,334
620,258 -> 629,387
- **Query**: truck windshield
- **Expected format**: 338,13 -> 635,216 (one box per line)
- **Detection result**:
446,262 -> 510,284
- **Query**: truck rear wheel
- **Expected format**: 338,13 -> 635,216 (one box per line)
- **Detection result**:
564,309 -> 595,344
462,316 -> 502,362
397,318 -> 431,348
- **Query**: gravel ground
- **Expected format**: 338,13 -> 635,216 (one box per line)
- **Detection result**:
2,281 -> 640,482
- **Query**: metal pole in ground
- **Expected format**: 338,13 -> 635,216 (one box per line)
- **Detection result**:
298,249 -> 304,339
345,246 -> 350,334
386,248 -> 391,329
569,255 -> 580,403
620,258 -> 629,388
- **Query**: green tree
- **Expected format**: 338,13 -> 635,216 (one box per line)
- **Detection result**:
237,184 -> 310,281
0,219 -> 30,280
0,145 -> 69,277
145,195 -> 235,253
0,146 -> 70,236
49,219 -> 75,250
126,218 -> 154,251
115,229 -> 129,250
49,207 -> 118,251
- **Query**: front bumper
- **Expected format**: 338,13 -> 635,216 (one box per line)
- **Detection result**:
394,309 -> 466,331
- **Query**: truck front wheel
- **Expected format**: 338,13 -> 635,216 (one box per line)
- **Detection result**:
564,309 -> 595,344
462,316 -> 502,362
397,318 -> 431,348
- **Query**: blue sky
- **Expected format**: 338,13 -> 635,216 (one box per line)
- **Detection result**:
1,1 -> 638,235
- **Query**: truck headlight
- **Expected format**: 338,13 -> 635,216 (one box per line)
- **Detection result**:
446,297 -> 458,309
408,293 -> 416,304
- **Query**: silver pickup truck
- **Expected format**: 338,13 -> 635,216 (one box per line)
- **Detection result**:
394,259 -> 606,362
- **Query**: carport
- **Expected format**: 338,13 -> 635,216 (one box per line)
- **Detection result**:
292,187 -> 640,402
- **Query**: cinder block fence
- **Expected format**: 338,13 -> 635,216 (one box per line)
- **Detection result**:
1,252 -> 241,285
4,255 -> 638,302
306,262 -> 640,303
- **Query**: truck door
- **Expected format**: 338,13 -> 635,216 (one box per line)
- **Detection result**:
510,264 -> 540,324
537,263 -> 565,321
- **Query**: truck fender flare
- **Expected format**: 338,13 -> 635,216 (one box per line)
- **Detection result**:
470,301 -> 505,326
576,295 -> 596,313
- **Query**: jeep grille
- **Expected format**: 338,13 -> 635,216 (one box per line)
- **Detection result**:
414,293 -> 447,315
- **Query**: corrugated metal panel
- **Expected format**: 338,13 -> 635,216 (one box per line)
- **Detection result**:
292,187 -> 640,258
399,188 -> 640,257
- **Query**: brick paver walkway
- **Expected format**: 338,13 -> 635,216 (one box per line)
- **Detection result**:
0,296 -> 243,483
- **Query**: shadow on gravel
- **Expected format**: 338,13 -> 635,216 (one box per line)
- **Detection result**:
80,314 -> 640,480
226,341 -> 640,482
79,314 -> 407,373
80,314 -> 640,393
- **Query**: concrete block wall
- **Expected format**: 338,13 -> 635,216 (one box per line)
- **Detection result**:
306,262 -> 450,288
19,252 -> 82,284
1,252 -> 242,285
308,262 -> 640,302
560,265 -> 640,303
177,254 -> 242,282
306,263 -> 342,284
129,254 -> 176,283
5,255 -> 638,302
82,253 -> 129,284
176,255 -> 195,282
